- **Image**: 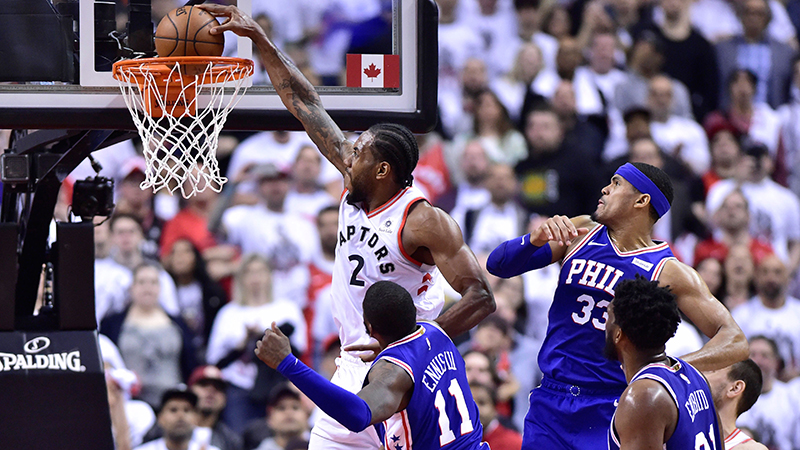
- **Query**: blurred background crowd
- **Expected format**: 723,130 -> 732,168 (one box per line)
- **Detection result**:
4,0 -> 800,447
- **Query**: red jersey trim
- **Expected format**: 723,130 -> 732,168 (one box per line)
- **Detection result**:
367,187 -> 410,218
564,224 -> 604,262
397,197 -> 427,267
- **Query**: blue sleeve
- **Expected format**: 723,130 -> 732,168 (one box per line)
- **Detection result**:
277,354 -> 373,432
486,234 -> 553,278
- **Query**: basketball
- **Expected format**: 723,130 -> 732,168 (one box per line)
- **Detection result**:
154,6 -> 224,57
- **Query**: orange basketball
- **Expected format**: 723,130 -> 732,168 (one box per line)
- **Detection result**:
154,6 -> 225,57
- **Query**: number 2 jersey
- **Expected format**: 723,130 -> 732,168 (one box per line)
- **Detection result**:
539,223 -> 677,391
608,357 -> 723,450
334,186 -> 444,349
369,321 -> 487,450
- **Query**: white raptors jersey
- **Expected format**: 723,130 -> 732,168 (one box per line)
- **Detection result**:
332,186 -> 444,348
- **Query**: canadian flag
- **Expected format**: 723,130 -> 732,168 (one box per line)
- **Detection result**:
346,54 -> 400,88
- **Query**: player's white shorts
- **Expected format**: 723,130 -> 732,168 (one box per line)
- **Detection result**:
308,351 -> 381,450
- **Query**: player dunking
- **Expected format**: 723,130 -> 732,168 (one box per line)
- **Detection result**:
487,162 -> 747,449
255,281 -> 490,450
199,5 -> 495,450
604,276 -> 723,449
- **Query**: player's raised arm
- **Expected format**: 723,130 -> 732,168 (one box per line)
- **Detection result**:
660,260 -> 749,371
486,215 -> 593,279
199,4 -> 351,176
401,203 -> 495,337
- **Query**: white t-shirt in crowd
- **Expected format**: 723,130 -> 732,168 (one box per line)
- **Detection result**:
732,296 -> 800,373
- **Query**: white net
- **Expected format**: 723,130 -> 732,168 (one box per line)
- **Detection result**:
113,58 -> 253,198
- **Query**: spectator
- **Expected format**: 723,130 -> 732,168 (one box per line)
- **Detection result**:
470,382 -> 523,450
284,145 -> 337,225
104,213 -> 180,318
461,89 -> 529,166
702,123 -> 743,194
161,238 -> 228,357
221,162 -> 317,302
510,0 -> 560,73
114,157 -> 166,260
306,206 -> 337,365
134,388 -> 220,450
696,189 -> 774,266
695,257 -> 726,300
737,336 -> 800,450
551,80 -> 607,160
463,349 -> 517,417
160,184 -> 223,256
462,163 -> 528,255
440,139 -> 491,223
205,254 -> 306,433
723,244 -> 758,310
466,0 -> 518,80
614,30 -> 694,120
777,56 -> 800,198
638,0 -> 720,119
438,0 -> 483,99
492,43 -> 557,126
254,384 -> 311,450
462,317 -> 520,418
99,333 -> 156,450
646,75 -> 710,176
541,6 -> 572,42
101,262 -> 198,409
715,0 -> 796,110
706,142 -> 800,275
704,69 -> 782,158
515,107 -> 604,217
732,255 -> 800,379
572,32 -> 626,118
554,37 -> 583,81
95,216 -> 133,323
692,0 -> 797,45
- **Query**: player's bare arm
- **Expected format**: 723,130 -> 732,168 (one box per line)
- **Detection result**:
358,360 -> 414,423
199,3 -> 352,176
659,260 -> 749,371
402,202 -> 495,337
614,379 -> 677,450
531,215 -> 594,261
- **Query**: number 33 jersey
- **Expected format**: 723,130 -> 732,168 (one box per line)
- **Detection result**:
333,186 -> 444,348
370,321 -> 487,450
539,224 -> 676,391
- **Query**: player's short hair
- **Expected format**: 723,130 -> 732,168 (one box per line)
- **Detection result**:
629,162 -> 674,222
726,359 -> 763,416
367,123 -> 420,188
612,275 -> 680,351
363,281 -> 417,342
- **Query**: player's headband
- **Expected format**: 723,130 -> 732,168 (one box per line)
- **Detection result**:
614,163 -> 670,218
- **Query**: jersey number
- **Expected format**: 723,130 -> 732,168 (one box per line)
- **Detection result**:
571,294 -> 609,330
348,255 -> 365,286
694,424 -> 718,450
433,379 -> 474,447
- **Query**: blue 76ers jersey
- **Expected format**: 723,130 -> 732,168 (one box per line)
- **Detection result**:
368,322 -> 486,450
539,224 -> 676,390
609,357 -> 723,450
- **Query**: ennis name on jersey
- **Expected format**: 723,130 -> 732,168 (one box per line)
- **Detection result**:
333,187 -> 444,348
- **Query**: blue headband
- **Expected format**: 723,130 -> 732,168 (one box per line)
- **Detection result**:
614,163 -> 670,218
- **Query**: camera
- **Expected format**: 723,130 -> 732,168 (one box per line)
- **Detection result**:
72,176 -> 115,219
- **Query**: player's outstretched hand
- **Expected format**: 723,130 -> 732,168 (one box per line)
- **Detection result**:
531,215 -> 590,247
197,3 -> 263,40
343,341 -> 382,363
254,322 -> 292,369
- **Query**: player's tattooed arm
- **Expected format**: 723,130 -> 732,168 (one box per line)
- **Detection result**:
199,3 -> 352,176
402,202 -> 495,337
358,360 -> 414,423
661,260 -> 749,371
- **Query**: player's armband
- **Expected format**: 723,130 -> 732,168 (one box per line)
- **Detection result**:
277,354 -> 373,432
486,234 -> 553,278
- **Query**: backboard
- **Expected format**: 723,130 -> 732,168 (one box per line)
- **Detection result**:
0,0 -> 437,132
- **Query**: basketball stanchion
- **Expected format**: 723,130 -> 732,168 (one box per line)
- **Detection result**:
112,56 -> 253,198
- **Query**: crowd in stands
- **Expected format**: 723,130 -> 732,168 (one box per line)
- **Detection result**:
4,0 -> 800,448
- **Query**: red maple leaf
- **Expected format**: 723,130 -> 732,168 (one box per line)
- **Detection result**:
364,63 -> 381,79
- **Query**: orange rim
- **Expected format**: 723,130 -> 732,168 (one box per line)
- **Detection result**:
112,56 -> 254,84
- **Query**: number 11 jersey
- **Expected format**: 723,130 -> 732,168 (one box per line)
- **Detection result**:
333,187 -> 444,349
539,224 -> 676,391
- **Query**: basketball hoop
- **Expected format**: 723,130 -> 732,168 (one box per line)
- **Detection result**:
112,56 -> 254,198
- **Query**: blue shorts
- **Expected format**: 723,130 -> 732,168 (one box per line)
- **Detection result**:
521,378 -> 621,450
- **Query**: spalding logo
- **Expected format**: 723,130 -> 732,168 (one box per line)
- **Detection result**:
24,337 -> 51,354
